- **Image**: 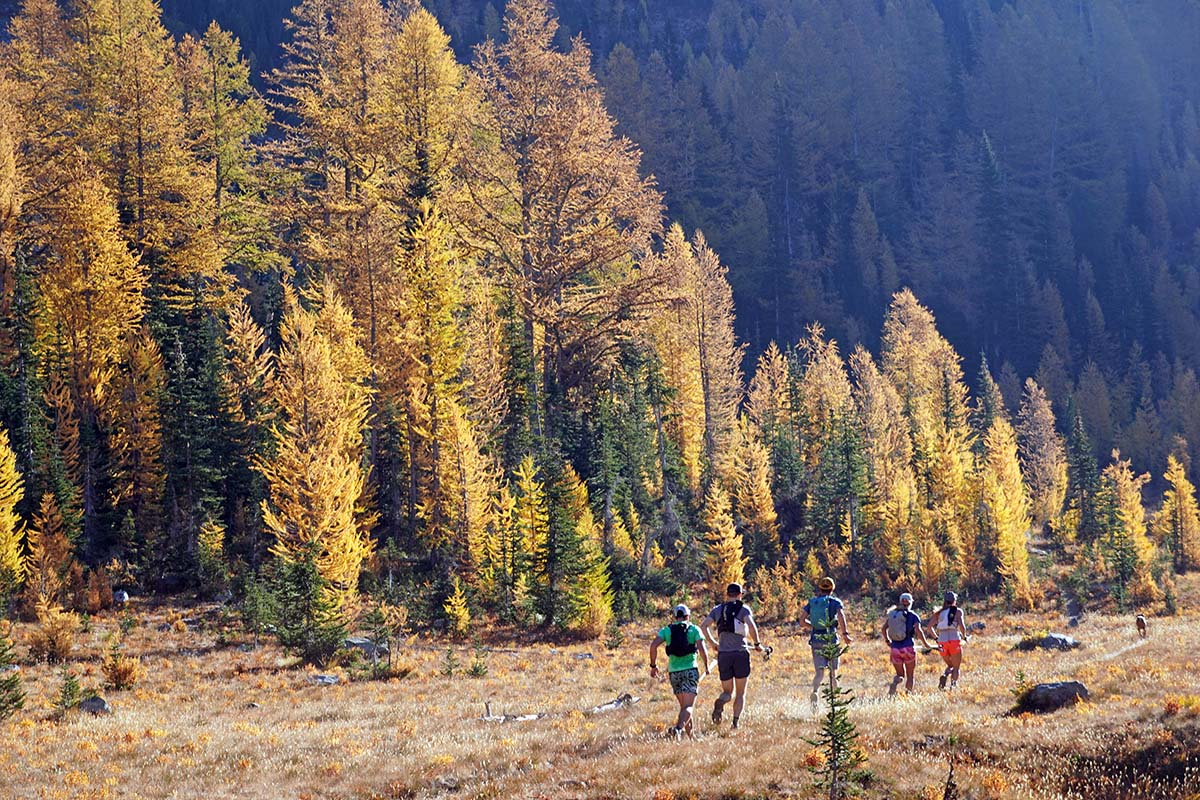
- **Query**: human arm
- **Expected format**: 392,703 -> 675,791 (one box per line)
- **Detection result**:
698,638 -> 711,677
915,614 -> 933,650
700,612 -> 719,649
747,616 -> 763,650
957,612 -> 969,641
837,607 -> 852,643
649,635 -> 664,678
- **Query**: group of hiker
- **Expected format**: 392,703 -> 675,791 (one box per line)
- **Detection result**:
648,579 -> 971,738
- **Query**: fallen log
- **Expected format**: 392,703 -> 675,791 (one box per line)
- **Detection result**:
588,693 -> 640,714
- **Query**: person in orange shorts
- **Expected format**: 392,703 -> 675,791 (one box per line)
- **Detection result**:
926,591 -> 969,690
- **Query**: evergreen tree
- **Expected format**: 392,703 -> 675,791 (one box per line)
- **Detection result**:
1096,454 -> 1157,605
1065,406 -> 1102,543
270,544 -> 347,666
0,623 -> 23,720
444,576 -> 471,637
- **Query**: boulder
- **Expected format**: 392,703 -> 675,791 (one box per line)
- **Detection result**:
112,590 -> 130,608
968,621 -> 986,633
1068,616 -> 1080,628
79,696 -> 112,715
1039,633 -> 1080,650
344,637 -> 389,659
310,674 -> 340,686
572,653 -> 594,660
1021,681 -> 1089,713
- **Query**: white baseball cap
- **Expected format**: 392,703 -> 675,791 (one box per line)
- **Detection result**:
674,604 -> 690,618
899,593 -> 914,606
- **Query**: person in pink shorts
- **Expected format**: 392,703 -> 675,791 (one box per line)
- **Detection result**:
881,592 -> 934,695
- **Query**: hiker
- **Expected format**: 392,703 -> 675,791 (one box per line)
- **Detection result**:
927,591 -> 969,690
881,592 -> 934,695
650,604 -> 711,739
803,576 -> 851,707
700,582 -> 766,729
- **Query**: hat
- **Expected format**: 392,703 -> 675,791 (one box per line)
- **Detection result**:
818,577 -> 836,592
674,604 -> 690,618
944,591 -> 958,606
898,592 -> 914,606
726,583 -> 743,596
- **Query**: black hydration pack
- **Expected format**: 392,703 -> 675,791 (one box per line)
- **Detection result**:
717,600 -> 744,634
665,622 -> 697,657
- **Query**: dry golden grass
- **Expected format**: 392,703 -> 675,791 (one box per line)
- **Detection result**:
3,586 -> 1200,800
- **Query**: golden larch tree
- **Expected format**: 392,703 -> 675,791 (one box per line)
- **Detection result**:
20,493 -> 73,614
979,418 -> 1033,609
0,427 -> 25,598
1155,455 -> 1200,573
1016,379 -> 1067,530
258,282 -> 374,604
702,484 -> 746,591
108,329 -> 167,549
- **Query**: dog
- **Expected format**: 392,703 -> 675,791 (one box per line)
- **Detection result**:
1136,614 -> 1147,638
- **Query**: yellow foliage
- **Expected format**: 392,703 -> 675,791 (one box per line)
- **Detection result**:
0,426 -> 24,596
702,484 -> 745,590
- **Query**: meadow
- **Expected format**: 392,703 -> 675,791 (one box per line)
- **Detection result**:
3,589 -> 1199,800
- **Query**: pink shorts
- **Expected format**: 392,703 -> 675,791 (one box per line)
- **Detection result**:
890,646 -> 916,666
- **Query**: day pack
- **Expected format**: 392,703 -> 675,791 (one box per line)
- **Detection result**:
886,609 -> 910,642
809,595 -> 834,631
665,622 -> 697,657
717,600 -> 744,634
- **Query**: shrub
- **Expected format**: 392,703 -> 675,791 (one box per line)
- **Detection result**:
101,637 -> 144,691
56,666 -> 81,714
86,567 -> 114,614
444,578 -> 470,638
29,606 -> 78,663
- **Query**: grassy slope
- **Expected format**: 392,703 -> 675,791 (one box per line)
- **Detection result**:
3,590 -> 1199,800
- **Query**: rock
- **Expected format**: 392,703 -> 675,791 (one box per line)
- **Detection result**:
572,653 -> 594,660
344,637 -> 389,659
112,590 -> 130,607
1039,633 -> 1080,651
968,621 -> 985,632
1068,616 -> 1080,628
238,644 -> 255,653
310,674 -> 340,686
156,623 -> 172,632
244,702 -> 261,709
1021,681 -> 1089,713
79,696 -> 112,715
1066,597 -> 1083,617
2,664 -> 19,673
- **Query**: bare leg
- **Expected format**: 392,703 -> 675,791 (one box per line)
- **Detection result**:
713,678 -> 733,723
904,658 -> 916,692
889,659 -> 904,696
731,676 -> 749,726
675,691 -> 696,734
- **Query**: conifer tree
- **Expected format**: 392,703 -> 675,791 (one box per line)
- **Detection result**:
0,622 -> 23,720
1065,407 -> 1102,543
19,493 -> 72,614
1155,455 -> 1200,573
1016,379 -> 1067,530
258,283 -> 374,605
979,418 -> 1033,608
0,427 -> 25,600
465,0 -> 661,444
1097,454 -> 1157,604
444,576 -> 470,637
703,484 -> 746,590
733,419 -> 780,569
511,456 -> 548,586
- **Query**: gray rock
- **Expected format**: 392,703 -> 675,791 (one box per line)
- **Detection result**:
572,652 -> 594,660
1066,597 -> 1083,617
1,664 -> 19,673
238,644 -> 255,653
310,674 -> 340,686
79,696 -> 112,715
344,637 -> 389,658
1022,681 -> 1089,713
1068,616 -> 1080,628
1039,633 -> 1080,650
244,702 -> 261,709
968,621 -> 986,632
112,590 -> 129,607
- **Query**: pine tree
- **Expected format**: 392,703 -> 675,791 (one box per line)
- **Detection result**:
979,418 -> 1033,608
703,484 -> 746,590
1065,407 -> 1102,543
1097,454 -> 1156,605
258,283 -> 374,606
108,329 -> 166,556
1016,379 -> 1067,531
0,426 -> 25,601
270,544 -> 347,666
511,456 -> 549,592
0,623 -> 25,720
1155,455 -> 1200,573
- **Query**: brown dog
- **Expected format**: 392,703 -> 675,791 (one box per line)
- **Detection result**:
1136,614 -> 1147,638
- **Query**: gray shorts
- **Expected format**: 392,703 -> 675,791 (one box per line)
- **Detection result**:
669,667 -> 700,695
811,643 -> 841,670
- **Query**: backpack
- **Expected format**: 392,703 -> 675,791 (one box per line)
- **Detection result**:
886,609 -> 910,642
717,601 -> 744,634
665,622 -> 697,657
938,607 -> 959,630
809,595 -> 834,631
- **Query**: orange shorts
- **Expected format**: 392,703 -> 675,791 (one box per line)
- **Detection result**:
939,639 -> 962,660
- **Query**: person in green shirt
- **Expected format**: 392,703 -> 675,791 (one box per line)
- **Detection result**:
649,604 -> 711,739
